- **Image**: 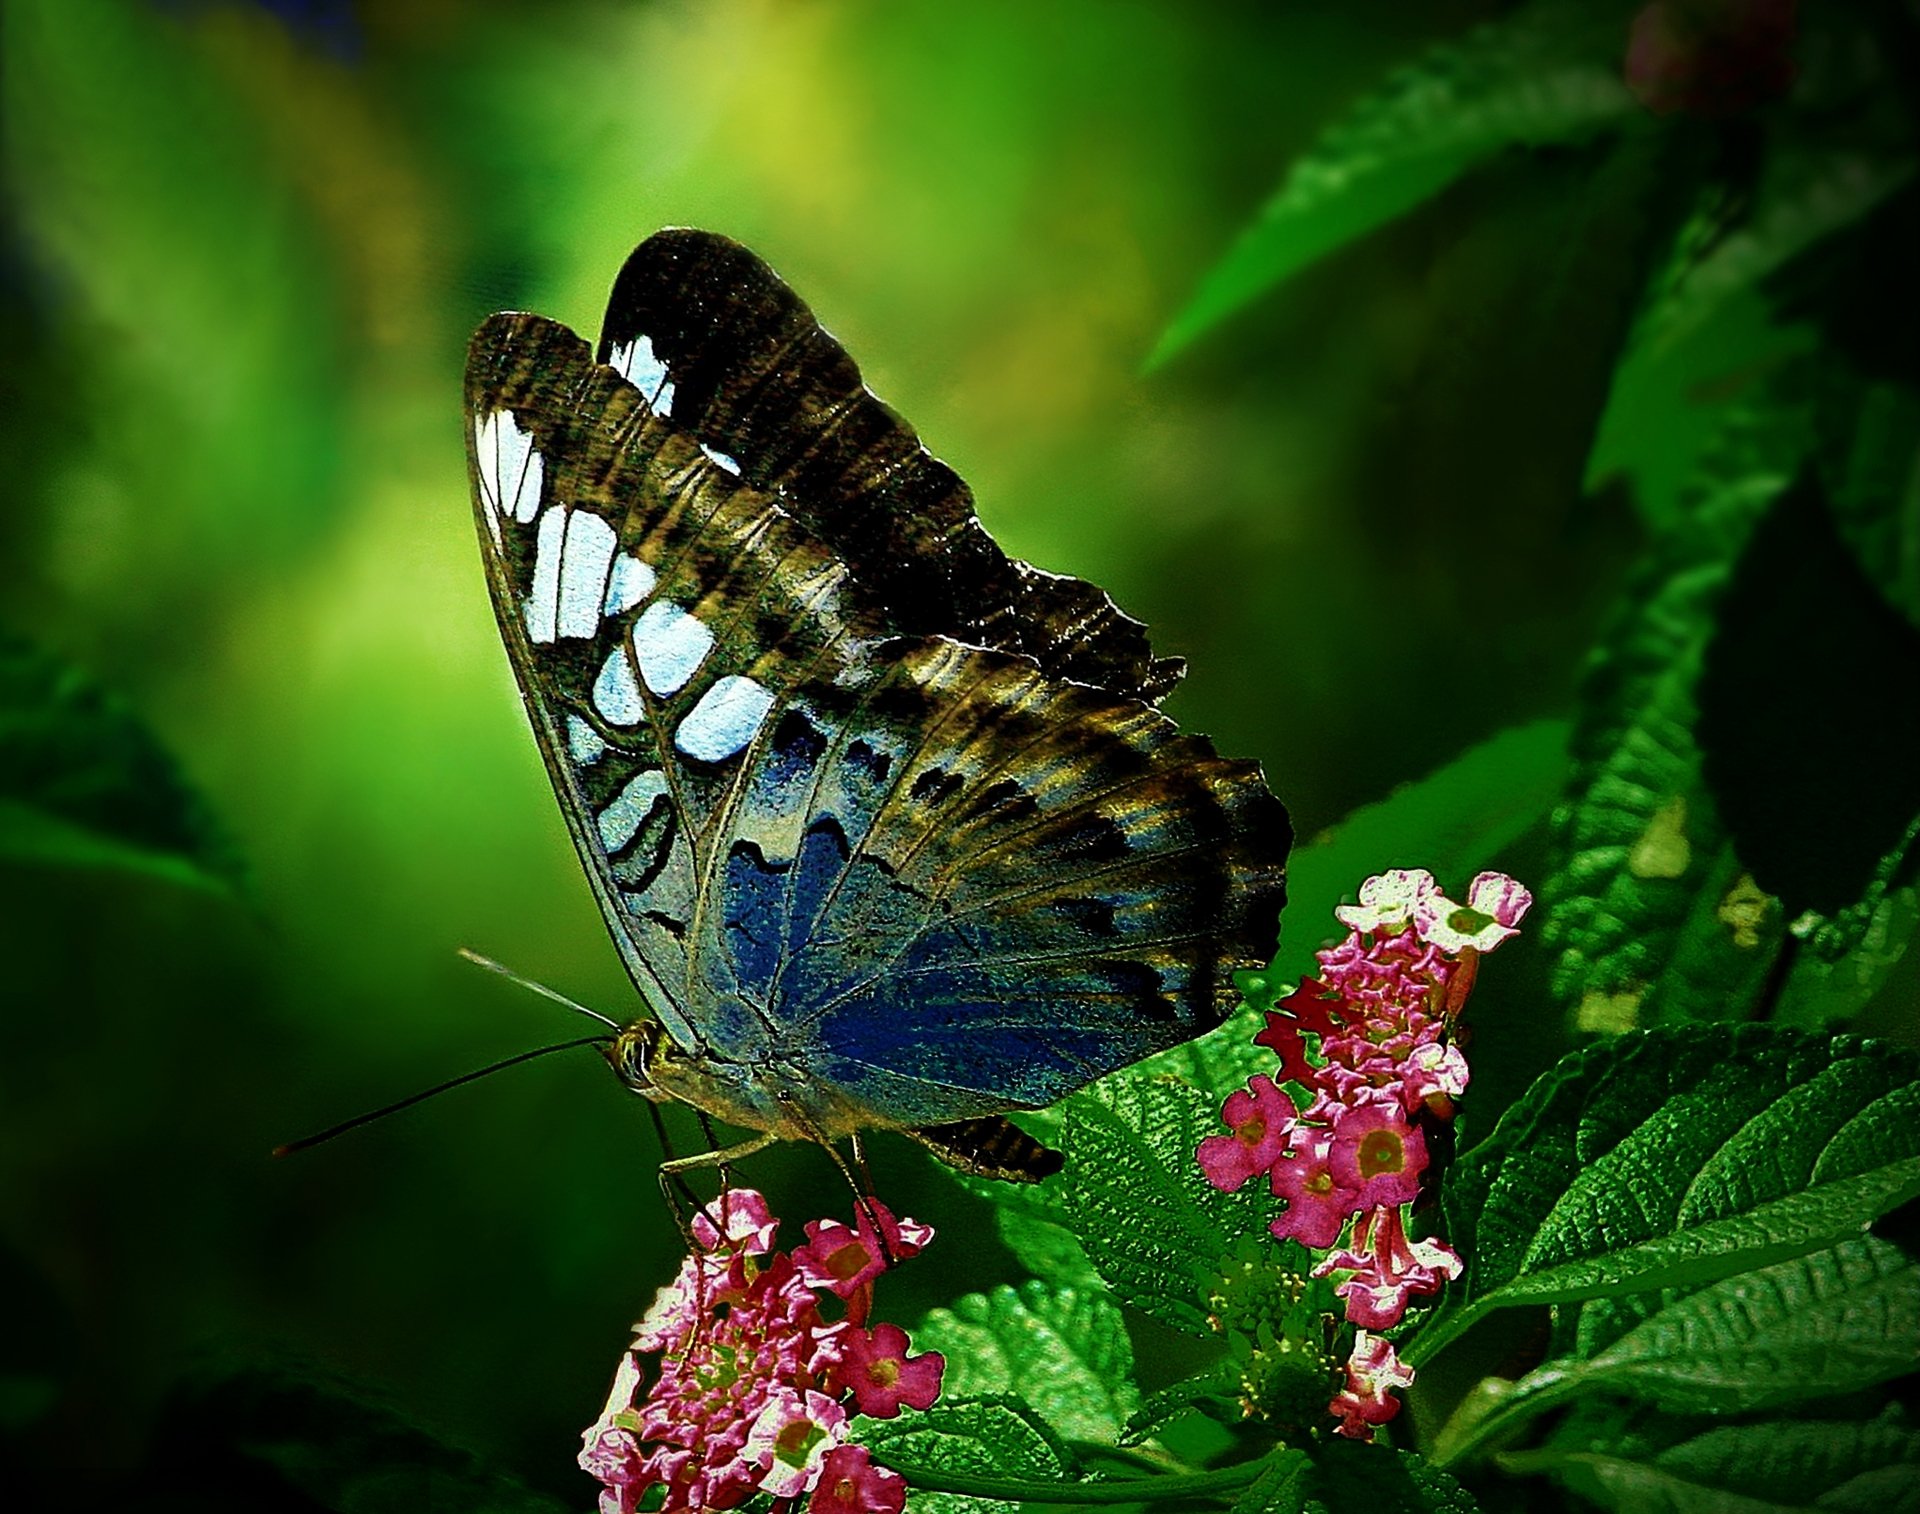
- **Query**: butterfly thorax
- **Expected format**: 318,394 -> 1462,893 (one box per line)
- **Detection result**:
604,1017 -> 866,1143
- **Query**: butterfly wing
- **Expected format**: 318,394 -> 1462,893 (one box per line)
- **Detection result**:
465,246 -> 1289,1138
466,310 -> 892,1054
595,229 -> 1185,704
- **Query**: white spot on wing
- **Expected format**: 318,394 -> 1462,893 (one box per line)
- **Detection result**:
558,509 -> 617,639
611,335 -> 675,416
631,601 -> 713,697
567,715 -> 607,765
700,443 -> 742,476
494,409 -> 542,524
473,413 -> 503,546
592,645 -> 644,727
675,676 -> 775,763
597,770 -> 669,852
525,504 -> 567,644
604,552 -> 656,616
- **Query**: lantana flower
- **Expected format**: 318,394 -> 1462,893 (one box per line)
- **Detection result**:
580,1190 -> 943,1514
1330,1331 -> 1416,1438
1197,869 -> 1529,1439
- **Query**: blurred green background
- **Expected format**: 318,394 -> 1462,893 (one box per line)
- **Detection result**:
3,0 -> 1910,1504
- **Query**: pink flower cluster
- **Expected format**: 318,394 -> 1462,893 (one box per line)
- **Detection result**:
1197,868 -> 1530,1439
581,1189 -> 944,1514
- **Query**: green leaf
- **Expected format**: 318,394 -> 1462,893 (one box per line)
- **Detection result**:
1776,885 -> 1920,1031
856,1395 -> 1075,1514
1637,151 -> 1916,364
0,633 -> 247,898
1230,1449 -> 1314,1514
1300,1441 -> 1482,1514
914,1280 -> 1138,1444
1420,1026 -> 1920,1363
1545,400 -> 1812,1030
1536,1402 -> 1920,1513
1695,477 -> 1920,920
1055,1074 -> 1263,1336
990,1202 -> 1105,1296
1815,373 -> 1920,632
1150,0 -> 1638,366
1145,718 -> 1569,1096
1121,1364 -> 1242,1446
1458,1235 -> 1919,1455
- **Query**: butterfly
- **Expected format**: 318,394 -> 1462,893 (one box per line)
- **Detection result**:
464,230 -> 1290,1182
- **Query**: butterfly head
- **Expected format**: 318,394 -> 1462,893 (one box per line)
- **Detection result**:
603,1018 -> 673,1101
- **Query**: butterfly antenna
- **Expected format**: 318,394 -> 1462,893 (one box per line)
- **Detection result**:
272,1035 -> 609,1157
456,947 -> 621,1029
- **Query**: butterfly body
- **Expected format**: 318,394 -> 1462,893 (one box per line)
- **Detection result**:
465,231 -> 1290,1175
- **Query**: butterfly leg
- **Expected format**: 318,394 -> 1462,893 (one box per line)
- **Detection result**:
845,1130 -> 897,1270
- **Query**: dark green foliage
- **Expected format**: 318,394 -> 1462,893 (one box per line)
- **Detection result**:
0,632 -> 248,897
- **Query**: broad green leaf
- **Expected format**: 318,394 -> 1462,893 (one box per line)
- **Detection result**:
1299,1441 -> 1481,1514
1122,1364 -> 1242,1446
1230,1449 -> 1314,1514
989,1203 -> 1104,1297
1545,401 -> 1811,1030
1422,1027 -> 1920,1362
0,633 -> 247,898
1461,1235 -> 1919,1449
1816,373 -> 1920,632
914,1280 -> 1138,1444
1150,0 -> 1637,366
940,1113 -> 1103,1294
1146,718 -> 1570,1095
857,1395 -> 1075,1514
1695,479 -> 1920,921
1536,1402 -> 1920,1513
1584,144 -> 1883,532
1637,152 -> 1915,363
1777,885 -> 1920,1031
1056,1074 -> 1265,1336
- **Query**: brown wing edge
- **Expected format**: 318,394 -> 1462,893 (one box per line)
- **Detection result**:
905,1116 -> 1065,1182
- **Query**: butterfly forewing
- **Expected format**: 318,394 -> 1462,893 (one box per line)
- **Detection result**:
595,230 -> 1185,704
466,310 -> 890,1054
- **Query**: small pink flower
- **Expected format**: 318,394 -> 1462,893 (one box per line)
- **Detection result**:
1314,1206 -> 1463,1330
818,1320 -> 945,1419
1416,871 -> 1533,954
631,1256 -> 705,1353
1399,1039 -> 1470,1105
1335,869 -> 1442,936
1197,1074 -> 1297,1191
746,1388 -> 849,1499
578,1353 -> 650,1496
1327,1098 -> 1426,1211
1267,1127 -> 1362,1250
794,1201 -> 932,1301
691,1187 -> 782,1255
809,1445 -> 907,1514
1330,1330 -> 1416,1440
